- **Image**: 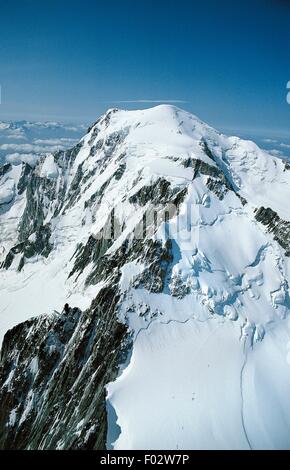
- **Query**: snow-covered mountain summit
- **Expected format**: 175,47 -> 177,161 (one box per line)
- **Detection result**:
0,105 -> 289,449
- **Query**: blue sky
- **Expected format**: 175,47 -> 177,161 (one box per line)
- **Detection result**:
0,0 -> 289,136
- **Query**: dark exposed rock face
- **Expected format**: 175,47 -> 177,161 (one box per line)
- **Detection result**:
71,232 -> 173,294
188,158 -> 247,204
255,207 -> 290,256
1,146 -> 82,270
200,139 -> 216,162
2,224 -> 53,271
84,165 -> 126,210
0,163 -> 12,178
54,143 -> 84,170
2,164 -> 57,270
132,239 -> 173,293
184,157 -> 230,199
129,177 -> 187,208
18,174 -> 55,242
206,177 -> 228,200
70,175 -> 187,290
0,287 -> 129,450
70,233 -> 114,282
192,158 -> 234,193
17,163 -> 33,195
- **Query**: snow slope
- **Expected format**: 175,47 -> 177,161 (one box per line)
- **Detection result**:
0,105 -> 290,449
